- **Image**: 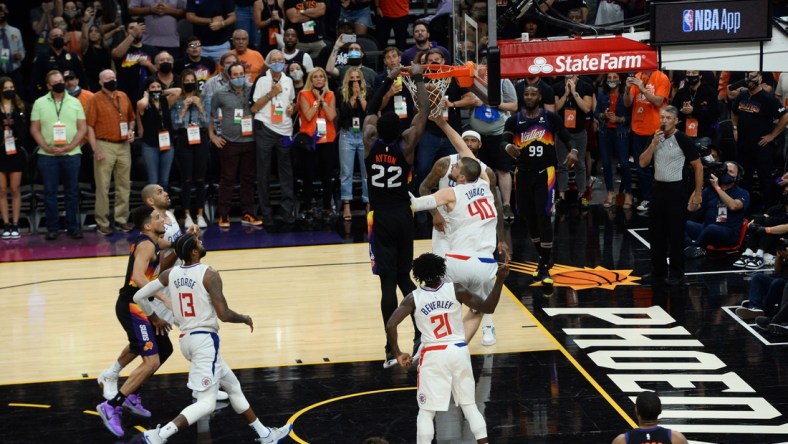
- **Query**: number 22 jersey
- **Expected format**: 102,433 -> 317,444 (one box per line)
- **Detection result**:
504,109 -> 563,172
366,138 -> 412,209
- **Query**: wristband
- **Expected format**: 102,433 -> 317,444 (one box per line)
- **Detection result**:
767,227 -> 773,234
714,186 -> 722,191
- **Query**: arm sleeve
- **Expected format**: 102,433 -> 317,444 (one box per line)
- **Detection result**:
132,279 -> 166,316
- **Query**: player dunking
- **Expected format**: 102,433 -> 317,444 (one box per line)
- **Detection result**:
417,117 -> 510,346
97,206 -> 173,438
363,63 -> 430,367
386,253 -> 509,444
502,84 -> 578,284
134,234 -> 292,444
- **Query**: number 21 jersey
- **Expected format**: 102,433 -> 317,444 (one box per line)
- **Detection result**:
168,263 -> 219,332
413,283 -> 465,345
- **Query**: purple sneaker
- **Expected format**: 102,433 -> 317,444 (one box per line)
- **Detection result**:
97,401 -> 124,437
123,393 -> 152,418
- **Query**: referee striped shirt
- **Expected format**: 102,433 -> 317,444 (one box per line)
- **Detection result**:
653,131 -> 697,183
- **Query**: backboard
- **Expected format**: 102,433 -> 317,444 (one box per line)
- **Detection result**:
452,0 -> 501,106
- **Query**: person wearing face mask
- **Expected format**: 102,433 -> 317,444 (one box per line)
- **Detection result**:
31,28 -> 86,99
64,70 -> 93,148
29,70 -> 88,240
209,62 -> 262,228
111,21 -> 158,103
684,161 -> 750,260
638,106 -> 703,285
595,72 -> 632,208
0,2 -> 25,91
153,50 -> 178,89
0,76 -> 28,241
326,38 -> 376,90
128,0 -> 187,58
553,73 -> 594,209
249,50 -> 297,226
671,70 -> 719,149
732,71 -> 788,212
171,69 -> 209,228
288,61 -> 305,96
86,69 -> 138,236
138,77 -> 178,193
30,0 -> 63,58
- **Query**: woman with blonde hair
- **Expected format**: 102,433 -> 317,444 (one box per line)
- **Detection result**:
337,67 -> 370,220
297,67 -> 337,221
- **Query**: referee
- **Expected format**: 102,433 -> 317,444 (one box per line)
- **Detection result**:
638,105 -> 703,286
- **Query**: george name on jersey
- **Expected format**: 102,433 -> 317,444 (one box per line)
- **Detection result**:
465,186 -> 485,201
173,277 -> 197,289
420,300 -> 454,316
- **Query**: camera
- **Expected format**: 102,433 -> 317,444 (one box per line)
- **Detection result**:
697,144 -> 726,182
342,34 -> 356,43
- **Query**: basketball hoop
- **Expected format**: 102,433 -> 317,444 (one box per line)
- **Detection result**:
400,62 -> 476,118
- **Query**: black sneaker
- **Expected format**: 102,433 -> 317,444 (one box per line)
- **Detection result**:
745,256 -> 764,270
383,350 -> 398,369
502,205 -> 515,224
68,229 -> 83,239
1,224 -> 10,240
9,224 -> 20,239
768,323 -> 788,336
533,265 -> 554,285
684,246 -> 706,259
754,316 -> 771,330
733,255 -> 751,268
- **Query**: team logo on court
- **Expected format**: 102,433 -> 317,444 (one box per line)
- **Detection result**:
508,262 -> 640,290
418,393 -> 427,405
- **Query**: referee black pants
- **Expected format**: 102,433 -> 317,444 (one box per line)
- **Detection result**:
649,180 -> 688,279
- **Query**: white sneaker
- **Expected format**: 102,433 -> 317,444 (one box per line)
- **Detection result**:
142,425 -> 166,444
481,325 -> 497,346
256,424 -> 293,444
196,214 -> 208,228
97,369 -> 119,400
192,389 -> 229,401
763,253 -> 776,267
636,200 -> 650,212
184,214 -> 194,228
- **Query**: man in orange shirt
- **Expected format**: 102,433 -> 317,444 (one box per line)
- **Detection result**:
623,69 -> 670,212
230,29 -> 264,82
86,69 -> 137,236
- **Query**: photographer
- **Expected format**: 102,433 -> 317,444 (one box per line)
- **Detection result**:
735,237 -> 788,322
684,161 -> 750,259
735,191 -> 788,269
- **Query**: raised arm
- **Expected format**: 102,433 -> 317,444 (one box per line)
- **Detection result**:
431,116 -> 475,159
401,64 -> 429,163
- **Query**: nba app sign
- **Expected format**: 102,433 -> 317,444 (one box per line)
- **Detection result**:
651,0 -> 771,45
682,8 -> 740,34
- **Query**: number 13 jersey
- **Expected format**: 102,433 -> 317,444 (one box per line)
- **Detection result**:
446,180 -> 497,254
413,283 -> 466,345
168,263 -> 219,332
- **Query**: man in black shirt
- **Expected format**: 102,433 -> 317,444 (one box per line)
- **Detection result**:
671,70 -> 719,147
553,74 -> 594,207
732,71 -> 788,209
612,392 -> 689,444
175,36 -> 217,93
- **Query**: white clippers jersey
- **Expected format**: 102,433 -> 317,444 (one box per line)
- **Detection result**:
437,154 -> 489,190
413,283 -> 465,345
445,180 -> 497,254
168,263 -> 219,332
161,210 -> 183,264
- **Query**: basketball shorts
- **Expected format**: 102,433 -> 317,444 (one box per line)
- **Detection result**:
444,252 -> 497,299
417,342 -> 474,411
179,331 -> 238,393
515,165 -> 556,220
368,205 -> 414,276
116,295 -> 159,357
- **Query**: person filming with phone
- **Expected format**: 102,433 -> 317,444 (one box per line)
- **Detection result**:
638,105 -> 703,286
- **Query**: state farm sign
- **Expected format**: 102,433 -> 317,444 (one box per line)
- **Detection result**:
527,53 -> 650,75
497,36 -> 659,78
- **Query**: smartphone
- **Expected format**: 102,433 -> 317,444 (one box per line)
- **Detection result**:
342,34 -> 356,43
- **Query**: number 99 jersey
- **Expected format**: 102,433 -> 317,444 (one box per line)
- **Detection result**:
504,109 -> 563,172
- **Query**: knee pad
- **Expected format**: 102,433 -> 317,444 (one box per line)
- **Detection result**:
460,403 -> 487,440
182,389 -> 217,425
416,409 -> 435,444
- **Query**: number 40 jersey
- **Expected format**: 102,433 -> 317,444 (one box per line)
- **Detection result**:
446,180 -> 497,254
413,283 -> 466,345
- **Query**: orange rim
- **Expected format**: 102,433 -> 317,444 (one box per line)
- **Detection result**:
400,62 -> 475,88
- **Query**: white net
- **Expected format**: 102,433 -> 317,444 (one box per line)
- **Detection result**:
401,72 -> 452,119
